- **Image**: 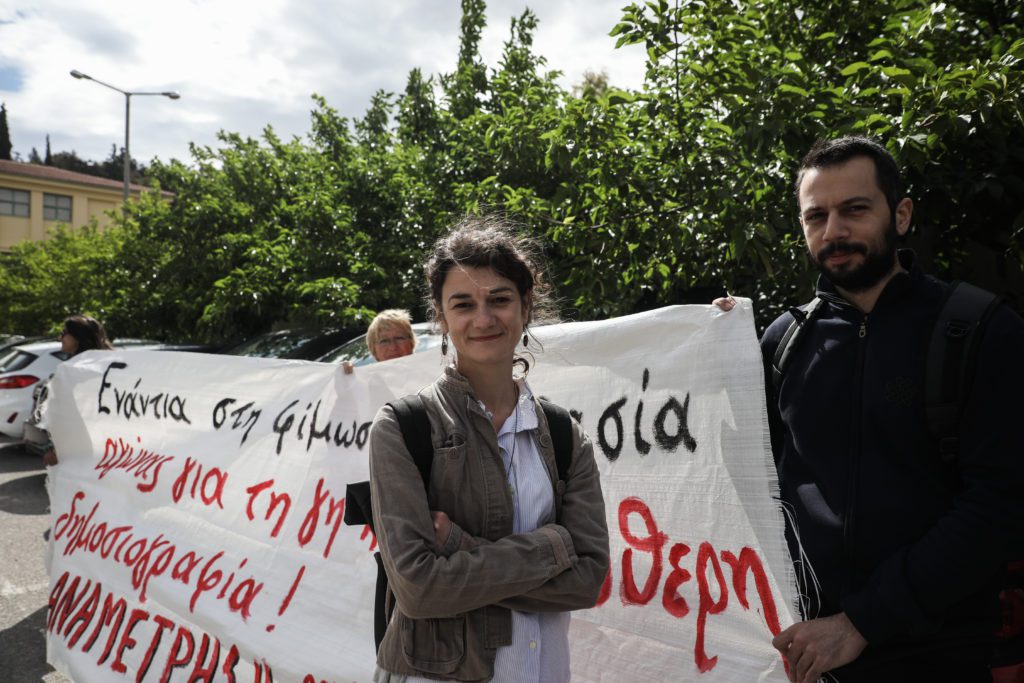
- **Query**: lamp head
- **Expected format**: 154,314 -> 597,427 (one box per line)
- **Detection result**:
164,91 -> 181,100
70,69 -> 87,79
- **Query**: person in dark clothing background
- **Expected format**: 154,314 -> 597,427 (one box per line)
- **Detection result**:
26,314 -> 113,466
718,136 -> 1024,682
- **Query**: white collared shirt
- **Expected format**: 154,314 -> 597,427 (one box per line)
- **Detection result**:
488,379 -> 570,683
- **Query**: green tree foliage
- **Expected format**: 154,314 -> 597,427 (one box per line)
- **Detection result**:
599,0 -> 1024,320
445,0 -> 491,119
1,0 -> 1020,341
0,221 -> 127,335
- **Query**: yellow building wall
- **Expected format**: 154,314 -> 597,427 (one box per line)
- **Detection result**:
0,173 -> 127,251
87,198 -> 118,228
0,215 -> 31,248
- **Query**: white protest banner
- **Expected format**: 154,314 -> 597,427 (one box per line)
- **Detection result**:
44,302 -> 797,682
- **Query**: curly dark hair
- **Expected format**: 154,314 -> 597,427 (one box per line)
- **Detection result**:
63,314 -> 113,355
424,215 -> 557,371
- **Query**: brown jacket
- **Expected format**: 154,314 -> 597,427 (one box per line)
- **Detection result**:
369,367 -> 609,681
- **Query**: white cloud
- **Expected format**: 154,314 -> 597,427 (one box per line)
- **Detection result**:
0,0 -> 645,164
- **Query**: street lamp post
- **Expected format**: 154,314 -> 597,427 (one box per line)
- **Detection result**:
70,70 -> 180,201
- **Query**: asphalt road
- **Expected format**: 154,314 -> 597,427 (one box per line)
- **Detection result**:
0,441 -> 70,683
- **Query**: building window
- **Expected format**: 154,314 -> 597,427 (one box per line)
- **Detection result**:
0,187 -> 30,217
43,193 -> 72,222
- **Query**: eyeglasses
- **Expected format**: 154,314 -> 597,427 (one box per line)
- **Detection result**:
375,335 -> 411,348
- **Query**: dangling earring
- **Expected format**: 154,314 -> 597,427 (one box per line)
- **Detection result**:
441,333 -> 448,356
522,331 -> 529,347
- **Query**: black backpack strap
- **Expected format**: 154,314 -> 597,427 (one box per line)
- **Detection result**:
539,397 -> 574,482
386,394 -> 434,487
372,551 -> 389,652
342,394 -> 433,533
363,394 -> 432,654
925,281 -> 1003,462
771,296 -> 826,391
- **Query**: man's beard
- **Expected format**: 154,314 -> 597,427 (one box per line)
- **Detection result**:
811,217 -> 899,293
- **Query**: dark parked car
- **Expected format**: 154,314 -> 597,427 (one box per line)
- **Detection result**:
223,328 -> 362,360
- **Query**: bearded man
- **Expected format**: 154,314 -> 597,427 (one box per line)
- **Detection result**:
723,137 -> 1024,682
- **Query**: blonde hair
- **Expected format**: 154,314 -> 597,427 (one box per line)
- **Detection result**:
366,309 -> 416,360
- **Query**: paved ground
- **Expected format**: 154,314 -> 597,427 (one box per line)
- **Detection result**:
0,440 -> 71,682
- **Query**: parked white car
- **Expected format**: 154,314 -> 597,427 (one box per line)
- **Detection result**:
0,340 -> 69,440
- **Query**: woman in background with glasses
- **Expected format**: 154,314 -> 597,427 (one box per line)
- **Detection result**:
342,309 -> 417,373
367,309 -> 416,361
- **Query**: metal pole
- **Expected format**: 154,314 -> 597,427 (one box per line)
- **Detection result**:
69,70 -> 179,204
123,93 -> 131,201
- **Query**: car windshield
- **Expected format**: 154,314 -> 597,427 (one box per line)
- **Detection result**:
228,331 -> 321,358
114,338 -> 161,348
0,349 -> 37,374
320,336 -> 373,365
318,326 -> 440,365
0,336 -> 43,355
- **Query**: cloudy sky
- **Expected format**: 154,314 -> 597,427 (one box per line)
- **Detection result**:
0,1 -> 646,167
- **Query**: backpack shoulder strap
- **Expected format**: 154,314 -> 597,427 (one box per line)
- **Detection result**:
925,281 -> 1003,462
771,296 -> 826,391
538,397 -> 573,482
373,395 -> 432,653
385,394 -> 433,487
343,395 -> 433,531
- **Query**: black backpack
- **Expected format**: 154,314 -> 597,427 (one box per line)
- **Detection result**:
771,281 -> 1024,668
343,394 -> 576,653
770,280 -> 1003,460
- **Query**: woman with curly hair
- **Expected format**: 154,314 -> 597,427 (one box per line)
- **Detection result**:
369,217 -> 609,682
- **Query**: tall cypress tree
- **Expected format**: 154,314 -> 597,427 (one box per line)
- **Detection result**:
0,103 -> 12,160
444,0 -> 488,120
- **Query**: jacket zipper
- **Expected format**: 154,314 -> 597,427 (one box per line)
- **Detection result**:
844,314 -> 868,589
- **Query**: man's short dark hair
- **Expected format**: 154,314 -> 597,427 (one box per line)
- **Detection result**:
795,136 -> 903,213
